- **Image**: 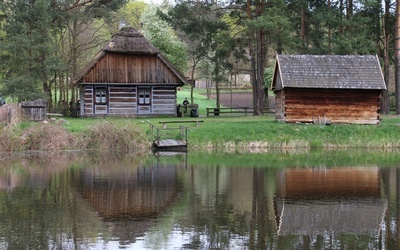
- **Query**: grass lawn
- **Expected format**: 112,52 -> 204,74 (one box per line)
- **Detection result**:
57,86 -> 400,149
62,113 -> 400,150
177,86 -> 217,115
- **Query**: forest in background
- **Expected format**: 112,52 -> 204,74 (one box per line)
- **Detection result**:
0,0 -> 399,115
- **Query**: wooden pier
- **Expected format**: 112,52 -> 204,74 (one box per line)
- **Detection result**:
150,122 -> 189,151
153,139 -> 187,149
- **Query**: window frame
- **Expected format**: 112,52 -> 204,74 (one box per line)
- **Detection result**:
138,87 -> 151,105
95,87 -> 107,105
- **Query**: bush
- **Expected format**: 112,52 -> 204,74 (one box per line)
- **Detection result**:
80,121 -> 147,151
21,123 -> 77,150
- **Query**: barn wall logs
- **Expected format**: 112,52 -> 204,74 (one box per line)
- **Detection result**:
109,86 -> 136,114
81,85 -> 176,116
83,86 -> 94,115
152,86 -> 176,114
82,53 -> 180,84
282,88 -> 381,124
274,90 -> 284,120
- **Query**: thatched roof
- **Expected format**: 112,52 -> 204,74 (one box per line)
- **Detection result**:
272,55 -> 387,90
72,27 -> 188,85
104,27 -> 159,55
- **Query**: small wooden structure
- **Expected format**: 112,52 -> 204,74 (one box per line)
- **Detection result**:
151,123 -> 188,151
72,27 -> 188,117
21,99 -> 47,121
271,55 -> 387,124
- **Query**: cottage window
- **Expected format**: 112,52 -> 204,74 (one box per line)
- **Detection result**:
139,88 -> 151,105
95,87 -> 107,104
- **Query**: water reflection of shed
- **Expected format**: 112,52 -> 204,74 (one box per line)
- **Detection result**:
78,165 -> 180,220
275,167 -> 387,235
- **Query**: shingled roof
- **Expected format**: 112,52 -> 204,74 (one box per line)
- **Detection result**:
273,55 -> 386,90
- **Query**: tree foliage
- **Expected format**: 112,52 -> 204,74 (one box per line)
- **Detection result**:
0,0 -> 126,105
0,0 -> 398,113
0,0 -> 61,101
141,5 -> 188,73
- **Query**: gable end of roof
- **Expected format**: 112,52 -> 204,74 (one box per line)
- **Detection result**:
274,55 -> 386,90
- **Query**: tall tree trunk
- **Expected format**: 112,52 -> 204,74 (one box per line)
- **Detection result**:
70,22 -> 78,116
339,0 -> 344,34
300,0 -> 306,52
395,0 -> 400,115
255,27 -> 265,115
248,0 -> 265,115
327,0 -> 332,53
346,0 -> 353,32
247,0 -> 257,115
381,0 -> 390,114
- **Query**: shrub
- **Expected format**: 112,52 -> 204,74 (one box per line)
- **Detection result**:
80,121 -> 147,151
21,122 -> 77,150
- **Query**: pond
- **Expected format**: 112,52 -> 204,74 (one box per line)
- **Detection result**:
0,150 -> 399,249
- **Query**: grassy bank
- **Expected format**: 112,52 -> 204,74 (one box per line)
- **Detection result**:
1,90 -> 400,152
138,114 -> 400,150
47,114 -> 400,151
0,114 -> 398,152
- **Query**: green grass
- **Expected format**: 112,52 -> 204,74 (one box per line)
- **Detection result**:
177,86 -> 217,115
58,114 -> 400,150
35,86 -> 400,150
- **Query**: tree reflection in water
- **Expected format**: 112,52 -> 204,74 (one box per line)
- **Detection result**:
0,151 -> 399,249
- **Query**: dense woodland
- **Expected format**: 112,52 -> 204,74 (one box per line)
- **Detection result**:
0,0 -> 400,115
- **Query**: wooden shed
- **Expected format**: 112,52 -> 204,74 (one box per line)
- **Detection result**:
72,27 -> 188,117
271,55 -> 386,124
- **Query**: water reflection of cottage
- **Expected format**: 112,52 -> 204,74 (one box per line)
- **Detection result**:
275,167 -> 387,236
78,165 -> 181,220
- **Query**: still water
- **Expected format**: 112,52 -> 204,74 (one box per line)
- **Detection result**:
0,150 -> 399,249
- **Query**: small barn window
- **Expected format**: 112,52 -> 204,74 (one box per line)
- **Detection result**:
95,87 -> 107,104
139,88 -> 151,105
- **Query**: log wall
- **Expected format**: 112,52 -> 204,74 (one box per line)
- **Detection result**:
82,53 -> 180,84
81,85 -> 176,116
276,88 -> 381,124
152,86 -> 176,114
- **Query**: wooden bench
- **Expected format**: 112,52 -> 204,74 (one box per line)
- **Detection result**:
206,107 -> 252,117
46,113 -> 63,117
159,120 -> 204,128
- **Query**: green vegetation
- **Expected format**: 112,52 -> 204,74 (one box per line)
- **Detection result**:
22,114 -> 397,152
1,86 -> 398,152
176,86 -> 217,115
134,115 -> 400,150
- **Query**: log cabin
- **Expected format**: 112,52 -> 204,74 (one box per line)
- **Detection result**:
72,27 -> 188,117
271,55 -> 387,124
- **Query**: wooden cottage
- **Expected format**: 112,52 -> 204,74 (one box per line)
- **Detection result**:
271,55 -> 386,124
72,27 -> 188,116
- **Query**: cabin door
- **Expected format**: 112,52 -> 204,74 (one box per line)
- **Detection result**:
137,87 -> 151,114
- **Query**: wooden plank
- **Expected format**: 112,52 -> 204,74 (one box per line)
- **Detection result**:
154,139 -> 187,148
159,120 -> 204,123
46,113 -> 63,117
159,120 -> 203,128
